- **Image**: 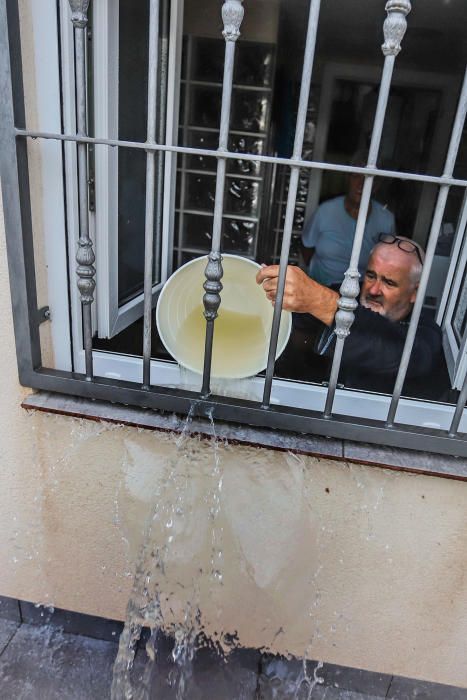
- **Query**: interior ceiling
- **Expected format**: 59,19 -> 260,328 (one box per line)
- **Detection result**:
281,0 -> 466,74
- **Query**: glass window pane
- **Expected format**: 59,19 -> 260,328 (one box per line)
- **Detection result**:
190,37 -> 274,87
117,0 -> 165,305
189,86 -> 269,133
453,263 -> 467,345
178,213 -> 257,257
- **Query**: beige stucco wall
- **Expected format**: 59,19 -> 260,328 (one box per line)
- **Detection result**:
2,195 -> 467,687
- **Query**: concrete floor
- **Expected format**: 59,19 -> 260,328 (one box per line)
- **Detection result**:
0,618 -> 467,699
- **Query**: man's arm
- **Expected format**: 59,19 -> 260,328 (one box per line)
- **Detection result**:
256,265 -> 339,326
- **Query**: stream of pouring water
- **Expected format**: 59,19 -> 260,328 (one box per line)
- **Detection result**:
110,403 -> 325,699
111,405 -> 226,700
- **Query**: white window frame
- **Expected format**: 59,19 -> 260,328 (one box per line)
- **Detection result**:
32,0 -> 467,434
27,0 -> 72,372
92,0 -> 183,338
438,190 -> 467,389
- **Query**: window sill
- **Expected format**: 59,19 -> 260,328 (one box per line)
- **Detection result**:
22,391 -> 467,482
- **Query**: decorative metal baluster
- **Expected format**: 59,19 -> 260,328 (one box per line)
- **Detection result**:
142,0 -> 160,389
323,0 -> 412,418
386,66 -> 467,427
69,0 -> 95,380
261,0 -> 321,409
201,0 -> 244,398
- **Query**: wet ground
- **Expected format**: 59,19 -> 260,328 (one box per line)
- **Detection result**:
0,615 -> 466,699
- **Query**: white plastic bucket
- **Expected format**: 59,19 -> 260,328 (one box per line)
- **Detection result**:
156,254 -> 292,379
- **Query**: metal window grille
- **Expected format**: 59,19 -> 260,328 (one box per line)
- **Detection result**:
1,0 -> 467,456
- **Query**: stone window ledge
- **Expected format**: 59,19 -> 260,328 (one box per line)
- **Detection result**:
22,391 -> 467,482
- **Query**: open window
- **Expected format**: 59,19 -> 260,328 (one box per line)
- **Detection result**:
90,0 -> 182,338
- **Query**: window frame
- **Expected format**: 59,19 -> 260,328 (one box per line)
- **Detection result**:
2,0 -> 467,458
25,0 -> 73,373
439,203 -> 467,390
90,0 -> 183,339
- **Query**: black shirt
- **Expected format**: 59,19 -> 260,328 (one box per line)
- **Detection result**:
317,305 -> 449,399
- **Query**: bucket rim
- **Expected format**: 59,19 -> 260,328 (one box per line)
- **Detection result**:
155,253 -> 292,378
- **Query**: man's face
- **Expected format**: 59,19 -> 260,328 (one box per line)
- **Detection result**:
347,172 -> 364,207
360,246 -> 418,322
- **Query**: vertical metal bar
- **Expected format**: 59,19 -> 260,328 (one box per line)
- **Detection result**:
386,66 -> 467,427
177,34 -> 193,270
69,0 -> 95,381
323,0 -> 412,418
0,0 -> 42,378
201,0 -> 244,397
161,0 -> 184,281
142,0 -> 161,389
449,372 -> 467,437
261,0 -> 322,408
154,0 -> 169,285
267,162 -> 279,259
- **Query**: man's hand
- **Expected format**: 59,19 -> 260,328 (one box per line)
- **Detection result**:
256,264 -> 318,313
256,264 -> 339,327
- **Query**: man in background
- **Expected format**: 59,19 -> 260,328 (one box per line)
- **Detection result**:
301,156 -> 395,287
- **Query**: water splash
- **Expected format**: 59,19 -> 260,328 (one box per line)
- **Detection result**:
110,410 -> 335,699
205,408 -> 224,589
259,655 -> 323,699
111,404 -> 227,700
172,366 -> 263,402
